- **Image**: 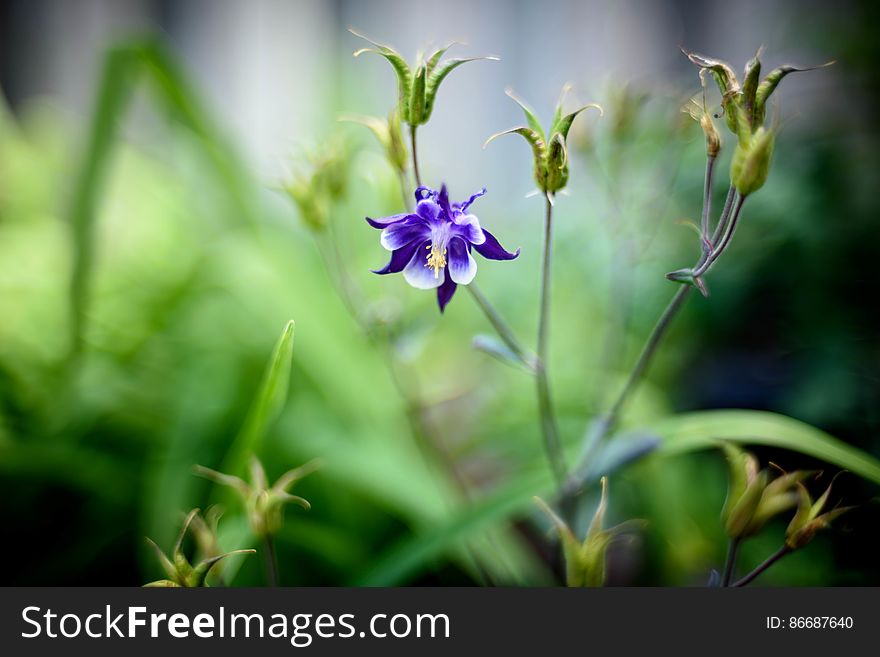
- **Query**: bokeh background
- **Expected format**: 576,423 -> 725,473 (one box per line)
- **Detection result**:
1,0 -> 878,586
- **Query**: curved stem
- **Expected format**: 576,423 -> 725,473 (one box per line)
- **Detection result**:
694,194 -> 746,278
608,284 -> 692,430
721,538 -> 741,587
537,196 -> 567,488
262,534 -> 279,587
733,545 -> 791,587
467,284 -> 532,369
409,124 -> 422,188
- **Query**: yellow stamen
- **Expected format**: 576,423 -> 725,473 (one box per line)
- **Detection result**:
425,243 -> 447,279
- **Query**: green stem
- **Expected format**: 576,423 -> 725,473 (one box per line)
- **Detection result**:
700,155 -> 716,250
722,537 -> 741,587
609,284 -> 692,432
693,194 -> 746,278
410,124 -> 422,188
467,284 -> 532,369
733,545 -> 791,587
536,196 -> 567,488
262,534 -> 279,587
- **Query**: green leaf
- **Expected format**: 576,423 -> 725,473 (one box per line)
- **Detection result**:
483,126 -> 546,165
220,320 -> 296,477
646,409 -> 880,485
754,61 -> 834,125
67,38 -> 255,357
356,471 -> 549,586
423,56 -> 498,123
425,41 -> 459,74
552,103 -> 603,141
503,88 -> 545,141
350,29 -> 413,123
741,47 -> 763,125
471,334 -> 534,372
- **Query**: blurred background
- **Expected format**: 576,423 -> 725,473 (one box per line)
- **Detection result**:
1,0 -> 878,586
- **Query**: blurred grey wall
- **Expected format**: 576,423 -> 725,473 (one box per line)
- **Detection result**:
0,0 -> 853,188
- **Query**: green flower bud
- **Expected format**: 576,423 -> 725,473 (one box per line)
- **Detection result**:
340,110 -> 408,175
785,477 -> 853,550
485,86 -> 601,198
194,456 -> 319,539
535,477 -> 643,587
720,444 -> 814,540
730,126 -> 775,196
282,135 -> 351,231
351,30 -> 497,127
144,509 -> 255,587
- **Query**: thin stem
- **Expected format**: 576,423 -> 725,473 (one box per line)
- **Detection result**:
700,155 -> 716,250
467,284 -> 532,368
693,193 -> 746,278
262,534 -> 279,587
409,124 -> 422,188
721,538 -> 741,587
606,284 -> 692,430
733,545 -> 791,587
536,195 -> 567,488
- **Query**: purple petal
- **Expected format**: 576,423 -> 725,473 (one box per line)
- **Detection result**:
451,213 -> 485,245
447,237 -> 477,285
403,241 -> 444,289
414,186 -> 436,203
380,220 -> 430,251
437,184 -> 453,220
473,229 -> 520,261
366,212 -> 413,229
415,198 -> 441,224
371,239 -> 422,275
457,188 -> 487,213
437,274 -> 458,312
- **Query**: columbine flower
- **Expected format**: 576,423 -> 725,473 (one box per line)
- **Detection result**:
367,185 -> 519,312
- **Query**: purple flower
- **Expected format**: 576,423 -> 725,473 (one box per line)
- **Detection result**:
367,185 -> 519,311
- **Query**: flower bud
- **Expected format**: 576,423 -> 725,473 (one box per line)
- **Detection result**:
785,477 -> 853,550
730,126 -> 775,197
535,477 -> 643,587
194,456 -> 319,539
351,30 -> 497,127
485,86 -> 601,198
720,444 -> 807,540
340,110 -> 408,175
144,509 -> 255,587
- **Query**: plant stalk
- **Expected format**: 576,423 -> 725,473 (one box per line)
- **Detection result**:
537,195 -> 567,488
467,284 -> 532,369
733,545 -> 791,587
263,533 -> 279,587
410,124 -> 422,188
722,538 -> 741,587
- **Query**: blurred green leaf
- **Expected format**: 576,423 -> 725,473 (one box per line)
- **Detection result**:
68,37 -> 254,355
356,471 -> 548,586
647,410 -> 880,484
221,320 -> 296,477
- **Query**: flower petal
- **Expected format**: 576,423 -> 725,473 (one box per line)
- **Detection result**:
365,212 -> 413,229
380,220 -> 430,251
437,274 -> 458,312
371,239 -> 422,275
457,188 -> 487,213
452,213 -> 486,245
416,198 -> 442,224
473,228 -> 520,260
437,184 -> 453,219
403,240 -> 445,289
447,237 -> 477,285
